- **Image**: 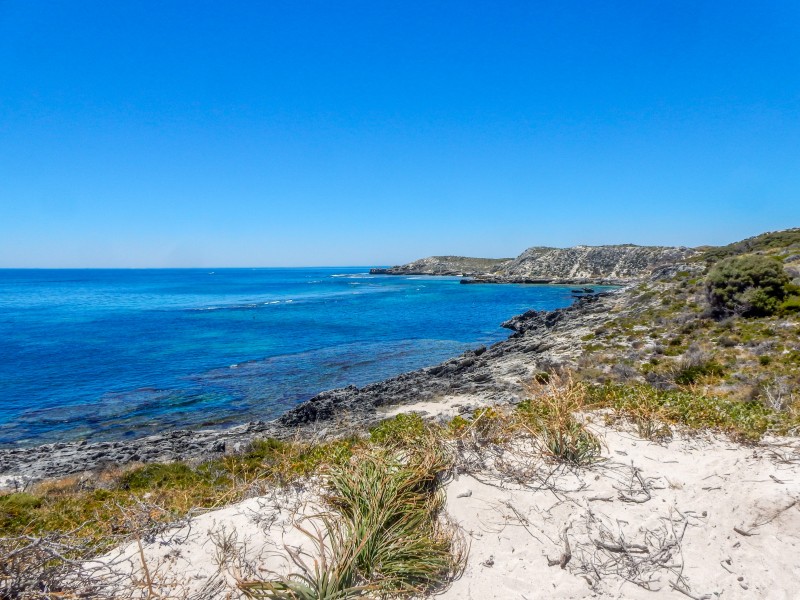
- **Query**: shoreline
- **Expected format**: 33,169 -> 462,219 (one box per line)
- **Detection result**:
371,268 -> 635,287
0,289 -> 621,486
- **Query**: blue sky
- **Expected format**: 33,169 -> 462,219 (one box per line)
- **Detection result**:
1,1 -> 798,267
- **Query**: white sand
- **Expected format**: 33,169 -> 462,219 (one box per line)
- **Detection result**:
440,427 -> 800,599
379,394 -> 490,420
91,413 -> 800,599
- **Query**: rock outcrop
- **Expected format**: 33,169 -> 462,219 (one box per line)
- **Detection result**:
501,244 -> 697,282
373,245 -> 698,284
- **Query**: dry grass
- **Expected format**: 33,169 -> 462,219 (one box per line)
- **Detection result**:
517,376 -> 602,466
0,436 -> 360,599
238,448 -> 465,599
5,372 -> 800,597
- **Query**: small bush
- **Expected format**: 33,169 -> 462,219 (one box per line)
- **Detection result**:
117,462 -> 211,491
0,493 -> 43,531
705,255 -> 793,317
446,415 -> 470,435
779,294 -> 800,314
369,413 -> 429,447
674,360 -> 725,385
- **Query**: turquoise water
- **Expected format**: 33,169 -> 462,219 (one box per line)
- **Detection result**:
0,269 -> 583,446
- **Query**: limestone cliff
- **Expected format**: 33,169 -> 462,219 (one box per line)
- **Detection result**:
372,245 -> 698,283
501,244 -> 697,282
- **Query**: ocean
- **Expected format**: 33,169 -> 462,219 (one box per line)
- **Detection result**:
0,268 -> 586,447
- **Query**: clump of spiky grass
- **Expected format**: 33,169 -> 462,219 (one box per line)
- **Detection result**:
517,374 -> 602,466
329,450 -> 460,594
629,391 -> 674,442
238,518 -> 367,599
634,413 -> 673,442
537,418 -> 602,465
239,447 -> 464,599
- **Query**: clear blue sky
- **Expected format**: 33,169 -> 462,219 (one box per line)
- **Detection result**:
1,1 -> 798,267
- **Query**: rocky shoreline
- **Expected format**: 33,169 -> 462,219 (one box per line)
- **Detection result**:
458,276 -> 624,285
0,291 -> 621,486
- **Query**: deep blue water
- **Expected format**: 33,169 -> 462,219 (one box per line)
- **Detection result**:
0,269 -> 586,447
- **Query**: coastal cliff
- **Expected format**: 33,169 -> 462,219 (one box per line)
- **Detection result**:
372,244 -> 697,284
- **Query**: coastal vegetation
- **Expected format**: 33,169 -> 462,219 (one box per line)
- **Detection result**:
4,373 -> 800,597
705,254 -> 800,317
3,228 -> 800,598
240,446 -> 463,599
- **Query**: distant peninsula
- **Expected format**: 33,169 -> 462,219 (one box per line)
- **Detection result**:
371,243 -> 697,284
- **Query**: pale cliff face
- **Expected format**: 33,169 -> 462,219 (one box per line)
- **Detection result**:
502,245 -> 698,281
379,246 -> 698,282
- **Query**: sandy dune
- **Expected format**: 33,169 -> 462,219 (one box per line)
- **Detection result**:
91,417 -> 800,599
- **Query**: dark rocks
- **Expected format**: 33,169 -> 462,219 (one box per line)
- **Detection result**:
501,309 -> 542,333
0,419 -> 281,484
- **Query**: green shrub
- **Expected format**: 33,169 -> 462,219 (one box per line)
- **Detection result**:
0,493 -> 43,530
117,462 -> 210,491
370,412 -> 429,446
674,360 -> 725,385
779,294 -> 800,314
705,255 -> 792,317
587,383 -> 782,442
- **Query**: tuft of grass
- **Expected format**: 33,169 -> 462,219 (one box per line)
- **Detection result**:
239,519 -> 367,600
673,360 -> 725,385
634,415 -> 673,442
240,449 -> 463,599
538,419 -> 602,465
517,375 -> 602,465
